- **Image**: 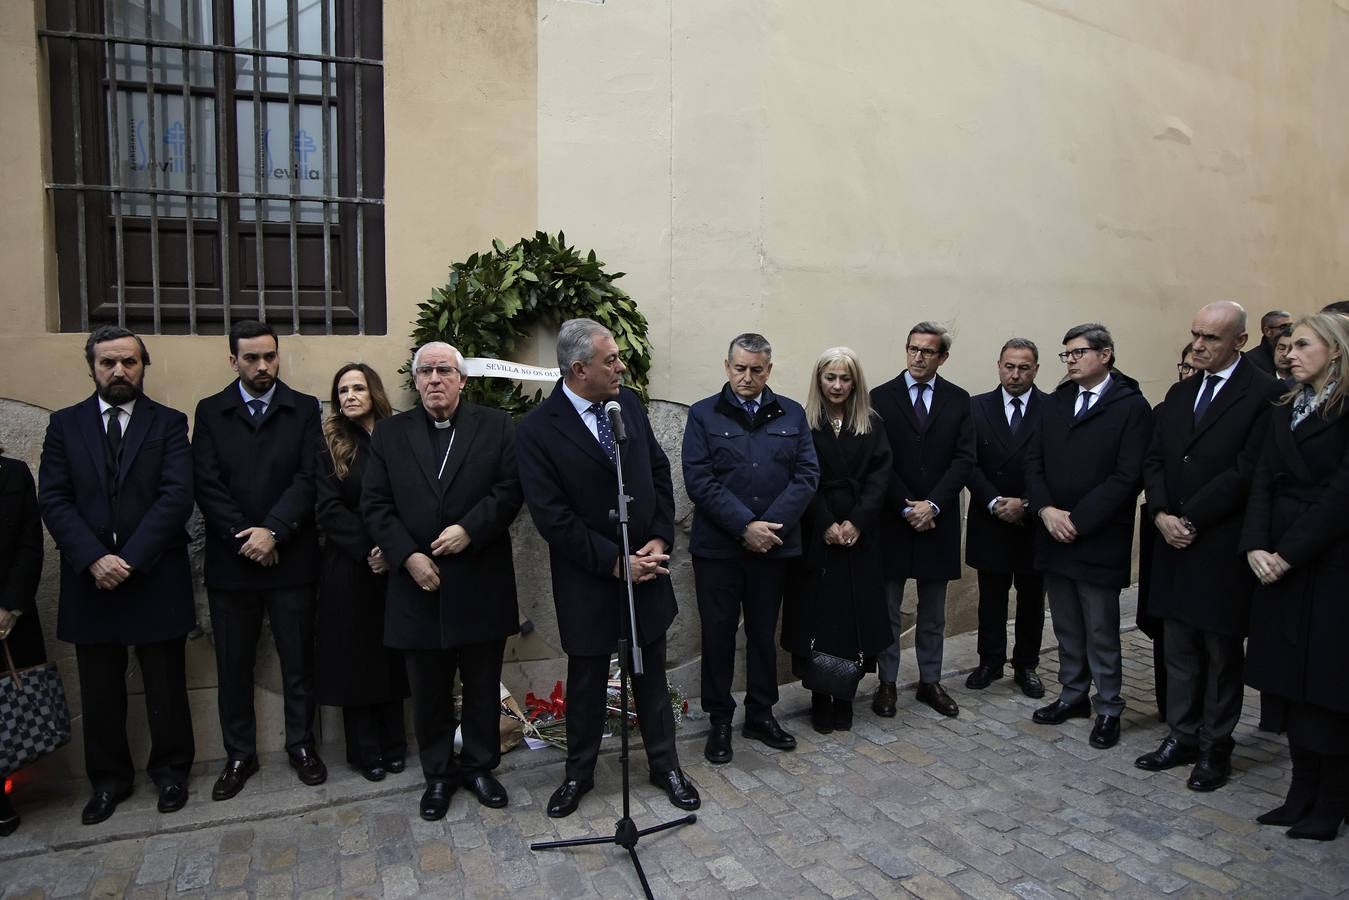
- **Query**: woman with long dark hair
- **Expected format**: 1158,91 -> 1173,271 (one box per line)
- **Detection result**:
781,347 -> 893,733
0,450 -> 45,835
315,363 -> 408,780
1242,313 -> 1349,841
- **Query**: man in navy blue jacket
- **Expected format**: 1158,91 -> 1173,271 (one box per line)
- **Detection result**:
683,333 -> 819,765
39,326 -> 196,825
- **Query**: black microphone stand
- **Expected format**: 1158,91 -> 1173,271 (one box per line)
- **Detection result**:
530,407 -> 696,899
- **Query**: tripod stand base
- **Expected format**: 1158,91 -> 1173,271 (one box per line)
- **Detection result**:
532,813 -> 697,899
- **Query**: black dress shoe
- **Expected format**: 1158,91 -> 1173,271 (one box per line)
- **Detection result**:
743,716 -> 797,751
212,757 -> 259,801
81,788 -> 132,825
420,782 -> 454,821
916,682 -> 959,718
358,764 -> 386,783
832,697 -> 853,731
464,774 -> 508,809
872,682 -> 897,718
649,769 -> 700,811
1013,668 -> 1046,699
385,758 -> 406,774
705,723 -> 733,764
546,779 -> 593,818
1135,736 -> 1201,772
965,664 -> 1003,690
1187,751 -> 1231,792
1032,698 -> 1092,725
0,813 -> 18,837
289,748 -> 328,786
810,692 -> 834,735
157,783 -> 187,814
1089,714 -> 1121,749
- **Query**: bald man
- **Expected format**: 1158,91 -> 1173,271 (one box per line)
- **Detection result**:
1137,302 -> 1282,790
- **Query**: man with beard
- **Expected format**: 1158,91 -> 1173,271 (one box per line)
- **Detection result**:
193,320 -> 325,799
38,326 -> 196,824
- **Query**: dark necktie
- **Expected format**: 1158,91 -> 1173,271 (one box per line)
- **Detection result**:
106,407 -> 123,461
588,403 -> 617,463
1009,396 -> 1023,435
742,399 -> 759,420
1193,374 -> 1222,424
912,382 -> 929,429
1075,390 -> 1093,419
247,398 -> 266,417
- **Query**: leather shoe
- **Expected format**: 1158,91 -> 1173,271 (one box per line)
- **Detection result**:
871,682 -> 897,718
358,764 -> 386,782
546,779 -> 593,818
1089,714 -> 1121,749
832,697 -> 853,731
1032,698 -> 1092,725
916,682 -> 959,718
212,757 -> 259,801
289,748 -> 328,786
385,758 -> 406,774
1134,736 -> 1200,772
705,723 -> 733,764
1187,751 -> 1231,792
743,716 -> 797,751
157,783 -> 187,814
464,774 -> 508,808
420,782 -> 454,820
649,769 -> 700,811
965,664 -> 1003,690
81,787 -> 132,825
1013,668 -> 1046,699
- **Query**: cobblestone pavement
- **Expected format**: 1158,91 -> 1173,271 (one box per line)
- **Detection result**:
3,623 -> 1349,898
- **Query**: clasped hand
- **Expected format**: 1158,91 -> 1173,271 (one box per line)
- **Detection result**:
742,520 -> 784,553
1246,549 -> 1290,585
824,521 -> 860,546
236,526 -> 278,566
89,554 -> 134,590
1039,506 -> 1077,543
904,500 -> 936,532
1154,512 -> 1196,550
613,538 -> 670,582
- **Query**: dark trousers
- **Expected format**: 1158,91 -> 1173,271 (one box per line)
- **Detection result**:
877,578 -> 949,684
75,637 -> 194,793
565,636 -> 677,782
694,555 -> 786,726
342,700 -> 407,769
404,640 -> 504,785
1045,575 -> 1124,716
974,569 -> 1045,670
208,586 -> 316,759
1163,619 -> 1245,752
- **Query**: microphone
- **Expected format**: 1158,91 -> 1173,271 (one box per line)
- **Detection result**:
603,400 -> 628,443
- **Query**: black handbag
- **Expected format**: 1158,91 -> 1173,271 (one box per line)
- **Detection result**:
0,638 -> 72,777
803,641 -> 865,700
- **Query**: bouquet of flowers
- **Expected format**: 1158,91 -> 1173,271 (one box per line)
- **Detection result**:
510,659 -> 689,751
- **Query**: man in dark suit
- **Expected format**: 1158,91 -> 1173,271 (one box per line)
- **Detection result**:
1135,302 -> 1282,790
518,319 -> 699,819
964,338 -> 1049,699
1243,309 -> 1291,374
869,322 -> 975,719
38,326 -> 196,824
361,341 -> 522,820
193,320 -> 325,799
683,333 -> 820,763
1026,323 -> 1153,749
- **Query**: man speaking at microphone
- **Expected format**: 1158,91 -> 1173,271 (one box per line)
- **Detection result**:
517,318 -> 699,819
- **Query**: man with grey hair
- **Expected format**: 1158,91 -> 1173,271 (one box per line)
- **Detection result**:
870,322 -> 976,718
1243,309 -> 1292,374
1025,323 -> 1152,749
517,319 -> 699,818
684,332 -> 819,764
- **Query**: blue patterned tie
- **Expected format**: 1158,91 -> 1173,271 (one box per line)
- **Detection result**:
588,403 -> 616,462
743,398 -> 758,419
247,399 -> 266,417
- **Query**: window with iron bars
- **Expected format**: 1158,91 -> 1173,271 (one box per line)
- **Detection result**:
42,0 -> 385,335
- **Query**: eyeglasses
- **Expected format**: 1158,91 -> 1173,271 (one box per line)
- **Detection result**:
906,346 -> 940,359
1176,363 -> 1195,377
1057,348 -> 1097,363
414,365 -> 462,379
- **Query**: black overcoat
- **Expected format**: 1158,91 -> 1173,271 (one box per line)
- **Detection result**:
361,402 -> 522,650
780,418 -> 894,660
0,456 -> 46,668
1240,401 -> 1349,717
516,384 -> 678,657
192,380 -> 323,590
1144,359 -> 1282,635
965,386 -> 1049,574
314,434 -> 409,705
869,373 -> 975,581
39,394 -> 195,644
1025,370 -> 1153,589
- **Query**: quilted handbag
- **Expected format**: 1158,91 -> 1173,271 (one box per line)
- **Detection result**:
802,641 -> 865,701
0,639 -> 72,777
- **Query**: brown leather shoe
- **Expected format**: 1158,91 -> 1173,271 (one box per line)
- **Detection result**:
871,682 -> 897,718
916,681 -> 959,718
